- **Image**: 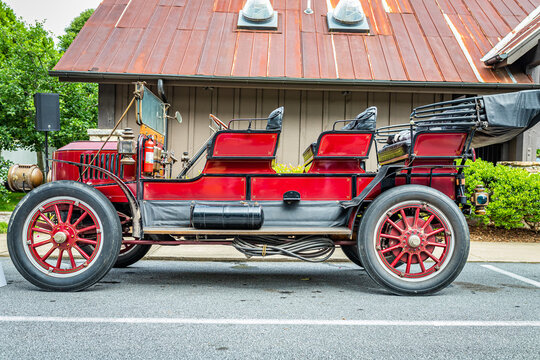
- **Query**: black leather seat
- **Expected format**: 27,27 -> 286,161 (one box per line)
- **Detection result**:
266,107 -> 284,131
342,106 -> 377,131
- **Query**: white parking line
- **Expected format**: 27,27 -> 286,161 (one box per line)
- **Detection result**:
0,316 -> 538,327
482,265 -> 540,288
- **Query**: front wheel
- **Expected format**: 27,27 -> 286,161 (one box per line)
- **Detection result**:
357,185 -> 469,295
7,181 -> 122,291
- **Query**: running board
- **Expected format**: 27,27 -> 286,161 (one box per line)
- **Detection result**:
143,226 -> 352,237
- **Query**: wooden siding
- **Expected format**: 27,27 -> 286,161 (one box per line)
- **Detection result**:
113,85 -> 452,173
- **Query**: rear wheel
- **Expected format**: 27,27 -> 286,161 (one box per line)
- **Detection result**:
357,185 -> 469,295
341,245 -> 363,267
7,181 -> 122,291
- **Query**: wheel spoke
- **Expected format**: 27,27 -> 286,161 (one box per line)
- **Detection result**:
379,233 -> 401,240
421,215 -> 435,230
54,205 -> 62,224
390,251 -> 405,267
31,239 -> 54,248
73,245 -> 91,260
56,249 -> 64,269
381,243 -> 402,254
413,208 -> 420,227
66,204 -> 73,225
405,253 -> 412,274
423,249 -> 440,263
35,220 -> 53,231
41,246 -> 57,262
68,249 -> 76,268
426,241 -> 447,248
386,219 -> 405,234
72,211 -> 88,228
31,227 -> 52,235
425,227 -> 445,237
418,254 -> 426,273
76,237 -> 97,246
77,225 -> 97,234
38,212 -> 56,228
400,210 -> 410,228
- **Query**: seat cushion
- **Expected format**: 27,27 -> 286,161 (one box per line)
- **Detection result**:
342,106 -> 377,131
266,107 -> 284,131
377,140 -> 410,165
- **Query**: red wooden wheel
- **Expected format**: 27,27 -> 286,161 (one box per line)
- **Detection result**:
8,181 -> 122,291
24,198 -> 102,276
357,185 -> 469,295
375,202 -> 452,280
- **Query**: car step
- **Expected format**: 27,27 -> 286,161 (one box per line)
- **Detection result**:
143,226 -> 353,236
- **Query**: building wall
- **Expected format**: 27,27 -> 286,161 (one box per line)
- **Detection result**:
108,85 -> 452,174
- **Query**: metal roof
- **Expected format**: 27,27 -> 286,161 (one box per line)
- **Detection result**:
52,0 -> 539,86
481,6 -> 540,67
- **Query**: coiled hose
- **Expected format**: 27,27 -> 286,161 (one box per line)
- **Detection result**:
232,236 -> 335,262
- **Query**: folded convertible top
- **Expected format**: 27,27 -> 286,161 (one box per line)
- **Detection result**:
472,90 -> 540,148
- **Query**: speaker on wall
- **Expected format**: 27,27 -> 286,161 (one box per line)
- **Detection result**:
34,93 -> 60,131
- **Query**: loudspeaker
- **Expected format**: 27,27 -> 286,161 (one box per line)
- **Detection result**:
34,93 -> 60,131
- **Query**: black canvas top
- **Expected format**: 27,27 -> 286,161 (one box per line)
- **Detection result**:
472,90 -> 540,148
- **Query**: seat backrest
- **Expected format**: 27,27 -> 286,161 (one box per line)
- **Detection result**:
266,107 -> 284,131
342,106 -> 377,131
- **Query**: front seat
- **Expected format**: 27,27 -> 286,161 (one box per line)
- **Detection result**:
266,107 -> 284,131
342,106 -> 377,131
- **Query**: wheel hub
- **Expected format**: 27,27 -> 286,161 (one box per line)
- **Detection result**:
407,234 -> 421,248
53,231 -> 68,244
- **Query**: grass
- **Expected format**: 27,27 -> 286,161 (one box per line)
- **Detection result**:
0,192 -> 24,212
0,222 -> 7,234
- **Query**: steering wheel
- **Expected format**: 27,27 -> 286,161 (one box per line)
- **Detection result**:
209,114 -> 229,130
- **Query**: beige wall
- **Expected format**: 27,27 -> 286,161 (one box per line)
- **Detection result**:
113,85 -> 452,174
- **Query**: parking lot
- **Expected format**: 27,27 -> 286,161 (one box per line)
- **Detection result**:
0,259 -> 538,359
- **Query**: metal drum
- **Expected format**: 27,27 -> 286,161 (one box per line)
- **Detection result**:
191,203 -> 264,230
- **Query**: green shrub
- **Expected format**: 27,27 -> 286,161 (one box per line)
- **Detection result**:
463,159 -> 540,230
0,157 -> 12,203
0,222 -> 7,234
273,163 -> 304,173
0,192 -> 24,212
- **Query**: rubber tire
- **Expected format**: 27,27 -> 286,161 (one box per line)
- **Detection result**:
114,244 -> 152,268
7,181 -> 122,292
357,185 -> 469,296
341,245 -> 363,267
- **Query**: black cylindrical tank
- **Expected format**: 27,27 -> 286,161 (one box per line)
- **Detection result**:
191,203 -> 264,230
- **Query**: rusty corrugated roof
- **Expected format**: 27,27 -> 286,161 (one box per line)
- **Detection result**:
481,7 -> 539,67
52,0 -> 539,85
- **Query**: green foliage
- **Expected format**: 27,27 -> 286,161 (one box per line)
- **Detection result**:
58,8 -> 94,52
0,222 -> 7,234
273,163 -> 304,173
0,156 -> 12,202
0,190 -> 24,212
0,2 -> 97,154
463,159 -> 540,231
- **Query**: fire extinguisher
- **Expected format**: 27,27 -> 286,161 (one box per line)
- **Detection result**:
143,137 -> 155,173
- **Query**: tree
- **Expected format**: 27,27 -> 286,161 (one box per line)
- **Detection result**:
58,8 -> 94,52
0,2 -> 98,200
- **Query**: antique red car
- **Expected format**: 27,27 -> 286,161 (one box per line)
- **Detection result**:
7,84 -> 540,295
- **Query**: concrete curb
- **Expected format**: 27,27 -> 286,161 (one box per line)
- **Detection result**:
0,212 -> 11,224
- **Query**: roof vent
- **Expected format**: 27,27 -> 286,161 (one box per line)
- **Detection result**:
238,0 -> 278,30
327,0 -> 370,33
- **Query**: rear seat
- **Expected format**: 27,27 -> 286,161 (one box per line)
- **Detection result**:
303,108 -> 377,173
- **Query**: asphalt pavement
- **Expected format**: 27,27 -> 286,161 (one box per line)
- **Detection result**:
0,259 -> 538,359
